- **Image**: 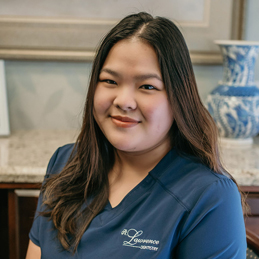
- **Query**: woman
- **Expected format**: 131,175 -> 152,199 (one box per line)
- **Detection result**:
26,12 -> 247,258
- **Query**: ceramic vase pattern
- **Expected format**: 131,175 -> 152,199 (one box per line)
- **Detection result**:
206,41 -> 259,140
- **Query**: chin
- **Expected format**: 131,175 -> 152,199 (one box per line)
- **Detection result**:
113,145 -> 137,152
109,141 -> 137,152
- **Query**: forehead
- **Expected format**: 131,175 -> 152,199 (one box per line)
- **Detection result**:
101,39 -> 162,76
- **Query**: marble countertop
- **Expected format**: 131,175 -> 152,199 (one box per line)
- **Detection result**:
0,130 -> 78,183
220,136 -> 259,186
0,130 -> 259,186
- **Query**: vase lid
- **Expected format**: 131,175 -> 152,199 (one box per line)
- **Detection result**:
214,40 -> 259,46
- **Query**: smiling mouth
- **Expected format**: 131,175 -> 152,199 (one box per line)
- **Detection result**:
110,116 -> 140,128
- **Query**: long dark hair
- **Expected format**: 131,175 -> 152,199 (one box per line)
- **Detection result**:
40,12 -> 246,252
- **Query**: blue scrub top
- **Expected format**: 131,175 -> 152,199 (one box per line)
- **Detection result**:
29,144 -> 247,258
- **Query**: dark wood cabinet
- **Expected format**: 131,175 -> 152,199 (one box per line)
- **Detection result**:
242,186 -> 259,236
0,183 -> 40,259
0,189 -> 9,258
0,184 -> 259,259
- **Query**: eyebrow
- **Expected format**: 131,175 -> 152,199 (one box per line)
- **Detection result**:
100,68 -> 163,82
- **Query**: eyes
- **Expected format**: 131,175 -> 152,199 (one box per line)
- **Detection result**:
141,85 -> 156,90
99,79 -> 157,90
101,79 -> 117,85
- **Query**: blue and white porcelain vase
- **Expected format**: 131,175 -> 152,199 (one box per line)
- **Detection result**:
206,40 -> 259,147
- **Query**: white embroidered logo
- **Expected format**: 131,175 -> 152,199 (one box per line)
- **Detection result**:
121,229 -> 159,251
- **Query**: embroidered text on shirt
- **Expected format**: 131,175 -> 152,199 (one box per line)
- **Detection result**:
121,229 -> 159,251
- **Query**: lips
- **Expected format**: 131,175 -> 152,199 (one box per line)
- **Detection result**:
111,116 -> 139,123
110,115 -> 140,128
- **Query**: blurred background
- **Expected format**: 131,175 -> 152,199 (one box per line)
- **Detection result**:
1,1 -> 259,259
1,0 -> 258,132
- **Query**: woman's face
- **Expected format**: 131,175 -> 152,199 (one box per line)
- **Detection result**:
93,39 -> 174,154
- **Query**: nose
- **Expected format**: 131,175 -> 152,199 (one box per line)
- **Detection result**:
113,87 -> 137,111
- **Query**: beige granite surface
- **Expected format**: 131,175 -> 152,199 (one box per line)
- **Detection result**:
220,136 -> 259,186
0,130 -> 78,183
0,130 -> 259,186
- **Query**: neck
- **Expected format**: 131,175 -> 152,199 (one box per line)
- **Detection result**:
110,141 -> 172,183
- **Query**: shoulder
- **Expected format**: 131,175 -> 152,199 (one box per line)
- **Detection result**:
160,152 -> 247,256
45,143 -> 76,178
156,149 -> 239,212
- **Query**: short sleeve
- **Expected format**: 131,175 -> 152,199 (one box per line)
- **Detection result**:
28,147 -> 60,246
175,179 -> 247,258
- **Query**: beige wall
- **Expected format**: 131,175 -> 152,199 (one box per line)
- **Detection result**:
5,61 -> 92,130
3,0 -> 259,131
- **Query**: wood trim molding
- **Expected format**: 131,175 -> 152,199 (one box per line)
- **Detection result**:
0,182 -> 41,189
0,16 -> 114,62
240,186 -> 259,193
0,48 -> 95,61
231,0 -> 247,40
190,51 -> 223,65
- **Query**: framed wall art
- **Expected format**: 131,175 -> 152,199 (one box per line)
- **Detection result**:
0,0 -> 246,64
0,60 -> 10,136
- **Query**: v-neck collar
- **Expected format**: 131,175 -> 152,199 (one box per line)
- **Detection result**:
95,148 -> 176,225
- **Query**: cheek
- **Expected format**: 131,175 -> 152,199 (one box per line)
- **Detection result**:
94,87 -> 112,115
148,103 -> 173,134
160,104 -> 173,123
142,100 -> 173,123
140,99 -> 157,118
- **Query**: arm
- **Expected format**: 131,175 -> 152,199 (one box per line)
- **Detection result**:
26,148 -> 61,258
27,145 -> 74,256
175,179 -> 247,258
26,240 -> 41,259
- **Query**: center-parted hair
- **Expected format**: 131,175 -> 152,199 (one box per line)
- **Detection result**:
40,12 -> 245,252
